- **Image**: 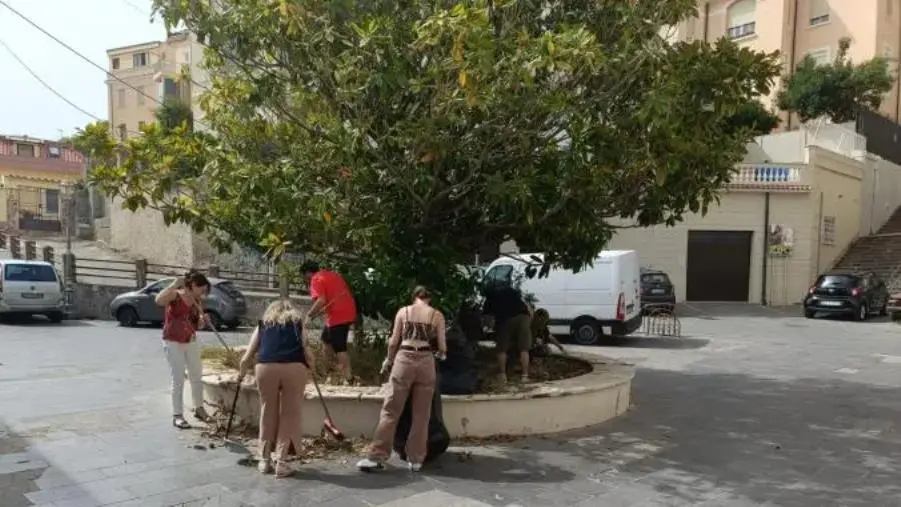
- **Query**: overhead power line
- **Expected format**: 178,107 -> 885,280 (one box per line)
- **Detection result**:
0,37 -> 101,122
0,0 -> 211,129
0,38 -> 143,138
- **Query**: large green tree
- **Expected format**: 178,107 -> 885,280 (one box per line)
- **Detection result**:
778,37 -> 894,124
86,0 -> 780,319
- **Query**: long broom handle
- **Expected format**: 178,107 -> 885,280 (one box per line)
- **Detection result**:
193,300 -> 234,352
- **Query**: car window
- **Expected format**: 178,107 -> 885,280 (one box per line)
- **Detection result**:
817,275 -> 858,288
215,281 -> 242,299
484,265 -> 514,288
145,278 -> 174,294
3,264 -> 58,282
641,273 -> 670,284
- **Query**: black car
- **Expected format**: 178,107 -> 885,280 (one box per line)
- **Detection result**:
803,272 -> 889,321
640,269 -> 676,311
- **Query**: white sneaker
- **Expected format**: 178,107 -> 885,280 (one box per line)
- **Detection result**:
408,461 -> 422,472
356,458 -> 384,471
257,458 -> 273,474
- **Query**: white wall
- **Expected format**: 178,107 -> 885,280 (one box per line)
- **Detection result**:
860,154 -> 901,235
755,122 -> 866,164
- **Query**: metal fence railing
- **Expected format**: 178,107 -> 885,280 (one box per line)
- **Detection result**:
0,231 -> 305,295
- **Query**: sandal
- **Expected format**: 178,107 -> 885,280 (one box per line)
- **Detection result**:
257,459 -> 273,474
172,415 -> 191,429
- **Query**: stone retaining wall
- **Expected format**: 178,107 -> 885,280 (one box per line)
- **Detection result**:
72,282 -> 311,323
202,354 -> 635,438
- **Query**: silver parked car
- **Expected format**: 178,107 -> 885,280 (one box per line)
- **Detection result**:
0,260 -> 66,322
109,277 -> 248,329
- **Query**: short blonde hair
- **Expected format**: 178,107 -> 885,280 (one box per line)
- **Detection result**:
261,299 -> 304,326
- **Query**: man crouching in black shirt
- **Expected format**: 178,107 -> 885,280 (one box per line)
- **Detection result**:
482,284 -> 533,383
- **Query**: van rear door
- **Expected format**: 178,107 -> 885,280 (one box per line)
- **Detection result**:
618,252 -> 641,320
2,263 -> 61,308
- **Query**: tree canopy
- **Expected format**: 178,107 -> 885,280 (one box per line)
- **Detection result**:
83,0 -> 780,319
777,37 -> 894,124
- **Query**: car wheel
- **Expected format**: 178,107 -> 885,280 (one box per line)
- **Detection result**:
804,309 -> 816,319
205,311 -> 224,331
571,318 -> 601,346
892,312 -> 901,322
117,306 -> 139,327
47,311 -> 64,323
855,303 -> 868,322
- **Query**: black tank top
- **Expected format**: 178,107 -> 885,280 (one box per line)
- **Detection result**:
257,321 -> 307,364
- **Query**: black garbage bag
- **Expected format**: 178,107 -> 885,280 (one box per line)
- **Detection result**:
393,370 -> 450,463
439,330 -> 478,395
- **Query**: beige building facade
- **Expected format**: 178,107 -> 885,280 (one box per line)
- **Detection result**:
500,124 -> 901,306
606,146 -> 865,306
667,0 -> 901,127
105,32 -> 212,266
106,31 -> 197,140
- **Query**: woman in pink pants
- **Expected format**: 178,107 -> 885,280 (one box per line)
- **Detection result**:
240,299 -> 315,477
357,286 -> 447,472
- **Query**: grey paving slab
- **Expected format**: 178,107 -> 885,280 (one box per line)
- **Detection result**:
4,313 -> 901,506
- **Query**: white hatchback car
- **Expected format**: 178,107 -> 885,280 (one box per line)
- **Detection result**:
0,260 -> 66,322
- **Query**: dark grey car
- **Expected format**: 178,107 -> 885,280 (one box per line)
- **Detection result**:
640,269 -> 676,311
109,277 -> 248,329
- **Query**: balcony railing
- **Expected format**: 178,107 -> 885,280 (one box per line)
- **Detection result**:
727,164 -> 811,193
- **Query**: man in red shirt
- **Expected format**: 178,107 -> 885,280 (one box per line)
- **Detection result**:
302,262 -> 357,383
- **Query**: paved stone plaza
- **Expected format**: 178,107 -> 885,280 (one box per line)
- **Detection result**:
3,304 -> 901,506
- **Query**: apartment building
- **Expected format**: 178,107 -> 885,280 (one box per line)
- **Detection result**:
667,0 -> 901,128
106,31 -> 202,140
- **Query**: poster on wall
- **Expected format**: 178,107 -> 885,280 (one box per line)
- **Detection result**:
768,224 -> 794,257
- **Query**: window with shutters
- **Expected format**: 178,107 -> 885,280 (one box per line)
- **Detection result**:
810,0 -> 830,26
136,86 -> 145,105
726,0 -> 756,39
14,143 -> 35,157
132,52 -> 147,67
117,88 -> 126,108
45,190 -> 60,215
806,48 -> 831,66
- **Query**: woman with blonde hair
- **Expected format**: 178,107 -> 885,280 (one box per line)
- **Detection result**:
357,286 -> 447,472
239,299 -> 315,477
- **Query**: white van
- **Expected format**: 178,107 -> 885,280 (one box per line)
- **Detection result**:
484,251 -> 642,345
0,260 -> 66,322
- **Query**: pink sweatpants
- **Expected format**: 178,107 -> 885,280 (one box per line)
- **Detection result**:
255,362 -> 309,459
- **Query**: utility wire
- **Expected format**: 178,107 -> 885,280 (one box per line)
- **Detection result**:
0,0 -> 212,128
0,37 -> 102,123
0,36 -> 144,139
121,0 -> 149,16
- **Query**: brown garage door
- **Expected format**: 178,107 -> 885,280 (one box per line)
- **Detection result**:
686,230 -> 753,302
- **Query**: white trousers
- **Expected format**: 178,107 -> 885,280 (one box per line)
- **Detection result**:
164,339 -> 204,416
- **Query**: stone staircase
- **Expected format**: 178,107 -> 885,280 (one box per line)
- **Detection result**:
833,207 -> 901,292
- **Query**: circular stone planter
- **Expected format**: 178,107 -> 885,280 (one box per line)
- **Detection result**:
202,353 -> 634,439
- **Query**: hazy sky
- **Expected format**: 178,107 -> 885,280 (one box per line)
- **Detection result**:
0,0 -> 167,140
